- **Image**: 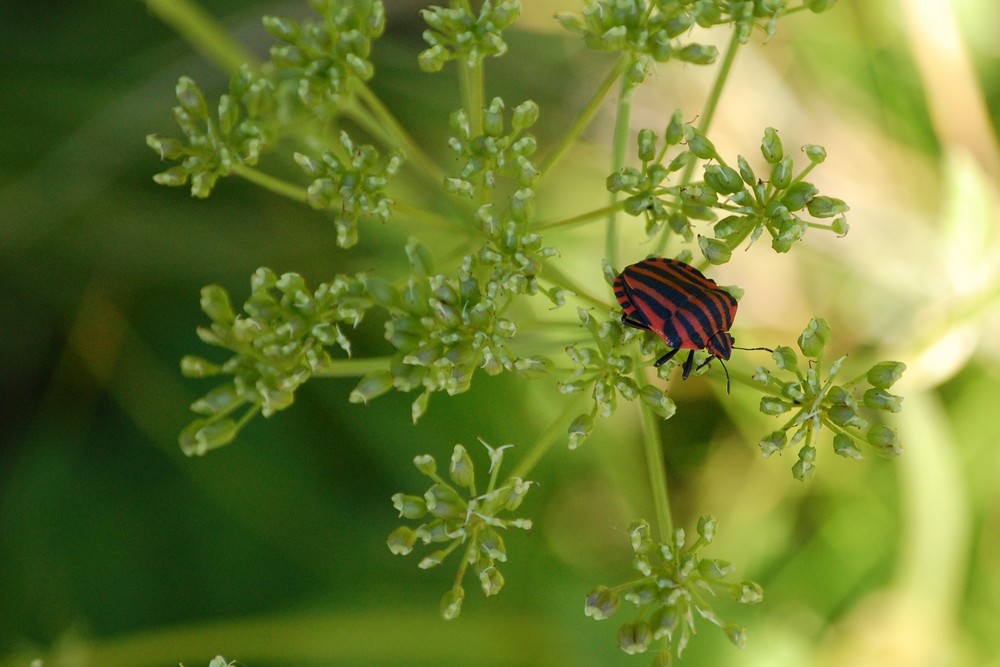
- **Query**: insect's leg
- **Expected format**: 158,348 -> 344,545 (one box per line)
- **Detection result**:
681,350 -> 696,379
621,314 -> 652,331
654,347 -> 681,367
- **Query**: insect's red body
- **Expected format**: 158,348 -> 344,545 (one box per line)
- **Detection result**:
613,257 -> 738,378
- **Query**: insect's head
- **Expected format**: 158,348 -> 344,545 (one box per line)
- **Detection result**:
707,330 -> 735,360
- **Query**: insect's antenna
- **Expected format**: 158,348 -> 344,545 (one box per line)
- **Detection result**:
733,345 -> 774,353
718,358 -> 732,394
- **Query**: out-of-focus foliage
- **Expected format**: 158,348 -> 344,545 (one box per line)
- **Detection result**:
2,1 -> 1000,666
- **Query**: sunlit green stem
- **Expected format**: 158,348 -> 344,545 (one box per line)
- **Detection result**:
510,396 -> 585,480
607,75 -> 637,267
641,402 -> 673,539
534,202 -> 626,232
231,165 -> 309,203
312,356 -> 393,378
145,0 -> 257,73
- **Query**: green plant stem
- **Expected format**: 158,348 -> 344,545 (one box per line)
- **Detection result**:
312,356 -> 394,378
534,202 -> 626,232
145,0 -> 257,73
510,396 -> 585,480
640,402 -> 673,539
231,165 -> 309,203
393,200 -> 468,231
460,58 -> 485,139
607,76 -> 636,267
536,56 -> 631,188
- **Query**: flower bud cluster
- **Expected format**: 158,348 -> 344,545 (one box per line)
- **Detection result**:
608,117 -> 849,261
179,268 -> 372,455
387,440 -> 534,619
147,75 -> 269,198
294,131 -> 403,247
585,517 -> 762,662
560,302 -> 676,448
418,1 -> 521,72
264,0 -> 385,114
754,318 -> 906,479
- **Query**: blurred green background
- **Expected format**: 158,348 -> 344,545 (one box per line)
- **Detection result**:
2,1 -> 1000,666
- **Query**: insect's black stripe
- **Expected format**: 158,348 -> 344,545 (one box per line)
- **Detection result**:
646,259 -> 735,330
615,274 -> 652,330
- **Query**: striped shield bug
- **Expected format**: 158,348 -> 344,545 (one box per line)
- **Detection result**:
614,257 -> 763,390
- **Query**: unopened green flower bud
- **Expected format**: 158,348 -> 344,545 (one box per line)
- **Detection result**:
512,99 -> 539,131
725,622 -> 748,649
798,317 -> 832,358
732,580 -> 764,604
449,445 -> 475,489
640,385 -> 677,419
411,391 -> 431,424
386,525 -> 418,555
618,620 -> 653,655
413,453 -> 436,476
781,180 -> 818,212
760,127 -> 783,163
200,285 -> 235,325
806,0 -> 838,12
637,128 -> 658,162
685,127 -> 717,159
760,396 -> 792,415
833,433 -> 863,459
478,564 -> 504,596
771,346 -> 798,372
699,236 -> 732,264
392,491 -> 428,520
175,76 -> 207,118
349,370 -> 394,404
178,417 -> 238,456
697,515 -> 718,543
478,527 -> 507,562
699,558 -> 735,580
867,361 -> 906,388
584,585 -> 619,620
704,164 -> 744,194
568,413 -> 594,449
677,43 -> 718,65
665,109 -> 686,145
827,404 -> 869,429
759,430 -> 786,458
864,388 -> 903,412
190,384 -> 241,415
807,195 -> 849,218
770,156 -> 793,190
867,424 -> 902,457
181,355 -> 221,378
440,585 -> 464,620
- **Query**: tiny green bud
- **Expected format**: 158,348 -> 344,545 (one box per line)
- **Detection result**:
190,384 -> 241,415
512,99 -> 539,131
584,585 -> 620,620
867,361 -> 906,388
628,520 -> 652,553
483,97 -> 505,137
199,285 -> 235,325
449,445 -> 475,489
798,317 -> 832,358
831,216 -> 849,235
725,622 -> 748,649
413,453 -> 437,476
761,127 -> 783,164
618,620 -> 653,655
699,558 -> 735,580
665,109 -> 685,145
391,493 -> 428,519
833,433 -> 863,459
554,11 -> 585,32
440,585 -> 464,620
425,483 -> 463,518
386,526 -> 418,555
704,164 -> 744,194
418,44 -> 448,72
685,127 -> 717,159
827,404 -> 869,429
760,396 -> 792,415
864,388 -> 903,413
152,166 -> 188,187
770,156 -> 793,190
771,346 -> 798,371
178,417 -> 238,456
637,128 -> 658,162
478,564 -> 504,596
349,370 -> 394,404
732,580 -> 764,604
262,15 -> 300,41
781,180 -> 818,211
698,236 -> 732,264
697,515 -> 718,543
175,76 -> 207,118
759,430 -> 786,458
568,413 -> 594,449
180,355 -> 221,378
677,43 -> 718,65
478,527 -> 507,562
411,391 -> 431,423
649,607 -> 678,641
804,143 -> 827,163
867,424 -> 902,457
737,154 -> 757,185
792,457 -> 815,481
807,195 -> 849,218
640,385 -> 677,420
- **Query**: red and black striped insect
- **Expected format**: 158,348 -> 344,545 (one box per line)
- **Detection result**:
614,257 -> 740,385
